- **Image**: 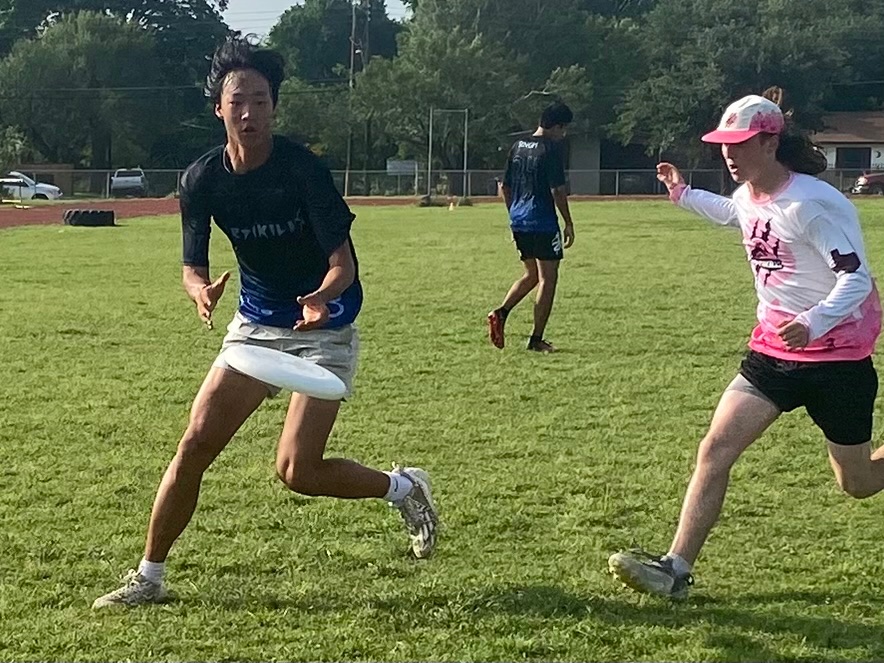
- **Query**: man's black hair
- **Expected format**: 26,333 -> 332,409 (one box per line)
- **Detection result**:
205,35 -> 286,107
540,102 -> 574,129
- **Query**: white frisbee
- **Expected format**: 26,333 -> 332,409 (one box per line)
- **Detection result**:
221,345 -> 347,400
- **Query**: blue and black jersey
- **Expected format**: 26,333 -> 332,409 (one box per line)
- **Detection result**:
503,136 -> 567,233
180,136 -> 362,329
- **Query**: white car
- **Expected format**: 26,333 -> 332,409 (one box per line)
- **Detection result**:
0,171 -> 63,200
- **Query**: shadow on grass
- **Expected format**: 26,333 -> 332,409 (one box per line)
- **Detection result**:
204,583 -> 884,660
465,584 -> 884,660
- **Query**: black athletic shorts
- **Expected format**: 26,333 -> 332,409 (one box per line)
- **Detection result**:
512,230 -> 563,261
739,350 -> 878,445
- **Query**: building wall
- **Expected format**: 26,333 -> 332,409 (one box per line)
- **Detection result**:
568,135 -> 600,195
821,144 -> 884,170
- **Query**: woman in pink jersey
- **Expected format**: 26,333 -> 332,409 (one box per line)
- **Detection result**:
608,89 -> 884,599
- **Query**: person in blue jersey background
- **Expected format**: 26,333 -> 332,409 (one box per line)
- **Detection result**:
93,37 -> 439,609
487,102 -> 575,353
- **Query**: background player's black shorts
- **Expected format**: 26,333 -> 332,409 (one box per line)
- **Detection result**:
739,350 -> 878,445
512,231 -> 563,261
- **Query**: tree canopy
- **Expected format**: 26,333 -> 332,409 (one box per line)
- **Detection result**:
0,0 -> 880,171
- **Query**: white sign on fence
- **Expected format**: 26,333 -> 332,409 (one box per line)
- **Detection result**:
386,160 -> 418,176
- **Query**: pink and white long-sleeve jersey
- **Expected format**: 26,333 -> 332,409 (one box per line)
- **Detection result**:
672,173 -> 881,361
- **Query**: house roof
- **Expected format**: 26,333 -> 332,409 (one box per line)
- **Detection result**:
814,112 -> 884,144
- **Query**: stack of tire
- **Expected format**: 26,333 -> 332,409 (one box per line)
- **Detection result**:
63,209 -> 116,227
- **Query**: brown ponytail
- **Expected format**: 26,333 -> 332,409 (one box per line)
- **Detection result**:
762,86 -> 828,176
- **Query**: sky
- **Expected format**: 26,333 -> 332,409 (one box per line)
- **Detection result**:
223,0 -> 409,38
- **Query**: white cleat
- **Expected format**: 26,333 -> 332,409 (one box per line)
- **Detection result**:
608,550 -> 694,600
91,570 -> 170,609
390,465 -> 439,559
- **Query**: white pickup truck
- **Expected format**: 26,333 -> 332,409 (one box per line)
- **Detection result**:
0,171 -> 63,200
110,168 -> 149,197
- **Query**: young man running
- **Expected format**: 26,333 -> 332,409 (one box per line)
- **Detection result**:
93,38 -> 439,608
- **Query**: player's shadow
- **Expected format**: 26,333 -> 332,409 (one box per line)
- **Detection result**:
204,583 -> 884,660
465,584 -> 884,660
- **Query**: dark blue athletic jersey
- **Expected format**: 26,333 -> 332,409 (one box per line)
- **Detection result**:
503,135 -> 567,232
180,136 -> 362,329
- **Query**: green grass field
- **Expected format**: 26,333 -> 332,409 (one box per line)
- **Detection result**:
3,200 -> 884,662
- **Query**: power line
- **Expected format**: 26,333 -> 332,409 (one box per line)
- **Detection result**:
19,79 -> 346,92
831,80 -> 884,87
0,85 -> 348,101
0,61 -> 880,100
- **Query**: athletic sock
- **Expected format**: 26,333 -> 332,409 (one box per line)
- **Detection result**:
383,471 -> 414,503
138,559 -> 166,584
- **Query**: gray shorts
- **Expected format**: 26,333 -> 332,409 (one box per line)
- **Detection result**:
212,312 -> 359,399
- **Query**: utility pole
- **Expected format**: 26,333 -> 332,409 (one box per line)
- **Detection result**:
363,0 -> 371,62
362,0 -> 371,178
344,0 -> 357,197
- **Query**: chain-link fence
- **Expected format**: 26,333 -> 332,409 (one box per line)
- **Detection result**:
7,167 -> 873,200
330,168 -> 872,197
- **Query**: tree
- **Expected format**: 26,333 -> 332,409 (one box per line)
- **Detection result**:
354,24 -> 521,171
407,0 -> 593,88
614,0 -> 884,159
395,0 -> 646,149
507,14 -> 646,137
822,1 -> 884,112
577,0 -> 658,17
0,0 -> 229,63
0,12 -> 168,168
0,1 -> 232,168
274,79 -> 352,167
0,126 -> 34,173
268,0 -> 400,82
347,0 -> 648,171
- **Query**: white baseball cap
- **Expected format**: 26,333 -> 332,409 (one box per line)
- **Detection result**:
701,95 -> 785,144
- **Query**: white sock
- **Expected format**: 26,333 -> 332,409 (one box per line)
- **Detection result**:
663,553 -> 692,577
138,559 -> 166,584
383,471 -> 413,503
